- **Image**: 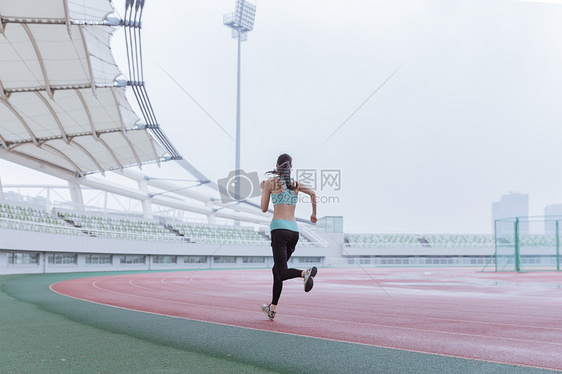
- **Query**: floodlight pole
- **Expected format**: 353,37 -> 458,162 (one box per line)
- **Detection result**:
224,0 -> 256,202
235,34 -> 241,193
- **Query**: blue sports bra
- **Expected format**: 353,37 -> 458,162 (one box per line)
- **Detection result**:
271,177 -> 298,206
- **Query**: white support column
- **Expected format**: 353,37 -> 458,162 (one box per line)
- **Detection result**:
45,187 -> 50,211
138,179 -> 153,219
68,179 -> 84,211
206,200 -> 216,225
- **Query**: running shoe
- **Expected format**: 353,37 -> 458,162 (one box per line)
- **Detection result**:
303,266 -> 317,292
261,304 -> 276,320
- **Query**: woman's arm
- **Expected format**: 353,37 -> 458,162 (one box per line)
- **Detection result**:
297,183 -> 317,223
260,179 -> 271,213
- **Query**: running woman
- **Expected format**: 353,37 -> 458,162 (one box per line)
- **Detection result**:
260,153 -> 318,320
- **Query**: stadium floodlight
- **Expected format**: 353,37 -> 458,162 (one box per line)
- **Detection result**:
223,0 -> 256,203
223,0 -> 256,42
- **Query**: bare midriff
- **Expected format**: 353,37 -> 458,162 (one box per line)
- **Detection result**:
272,203 -> 297,221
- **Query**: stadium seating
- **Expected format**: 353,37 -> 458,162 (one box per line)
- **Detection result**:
519,235 -> 557,247
0,203 -> 79,235
345,234 -> 419,247
3,202 -> 519,249
0,203 -> 320,246
169,223 -> 269,245
423,234 -> 494,247
59,212 -> 183,242
345,233 -> 495,247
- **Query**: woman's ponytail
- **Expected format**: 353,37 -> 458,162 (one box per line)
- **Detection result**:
266,153 -> 296,190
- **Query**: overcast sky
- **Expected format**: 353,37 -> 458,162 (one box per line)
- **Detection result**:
2,0 -> 562,234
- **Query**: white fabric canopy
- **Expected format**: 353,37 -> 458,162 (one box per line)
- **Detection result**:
0,0 -> 168,176
0,0 -> 113,23
0,23 -> 119,91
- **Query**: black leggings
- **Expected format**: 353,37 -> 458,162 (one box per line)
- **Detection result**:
270,229 -> 302,305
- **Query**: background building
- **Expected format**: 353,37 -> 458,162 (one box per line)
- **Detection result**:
544,204 -> 562,234
492,193 -> 529,235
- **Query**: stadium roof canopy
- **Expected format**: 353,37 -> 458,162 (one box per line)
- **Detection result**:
0,0 -> 301,224
0,0 -> 168,177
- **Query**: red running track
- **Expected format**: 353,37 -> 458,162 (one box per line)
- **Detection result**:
51,267 -> 562,371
